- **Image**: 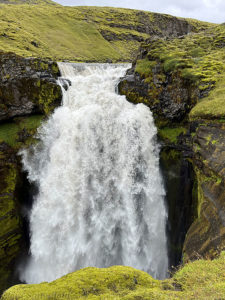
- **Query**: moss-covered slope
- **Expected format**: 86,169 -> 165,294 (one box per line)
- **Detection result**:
2,252 -> 225,299
0,2 -> 212,62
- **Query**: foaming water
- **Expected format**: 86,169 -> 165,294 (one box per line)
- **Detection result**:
19,63 -> 168,284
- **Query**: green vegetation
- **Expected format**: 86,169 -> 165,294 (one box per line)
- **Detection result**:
158,127 -> 186,143
2,252 -> 225,299
0,115 -> 44,148
137,24 -> 224,87
0,2 -> 212,62
0,123 -> 21,147
135,58 -> 157,77
190,75 -> 225,119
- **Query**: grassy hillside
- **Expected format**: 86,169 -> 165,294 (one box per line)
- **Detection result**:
2,252 -> 225,299
0,2 -> 213,62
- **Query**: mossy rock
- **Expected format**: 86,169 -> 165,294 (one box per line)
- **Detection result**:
0,114 -> 46,293
0,145 -> 21,293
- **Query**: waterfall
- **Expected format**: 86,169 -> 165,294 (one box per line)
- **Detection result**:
19,63 -> 168,284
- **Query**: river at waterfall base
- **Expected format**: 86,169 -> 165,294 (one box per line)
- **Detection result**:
19,63 -> 168,284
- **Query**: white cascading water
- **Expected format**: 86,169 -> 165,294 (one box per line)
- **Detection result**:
19,63 -> 168,284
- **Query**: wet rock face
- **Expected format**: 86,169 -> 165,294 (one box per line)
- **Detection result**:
160,148 -> 196,267
183,122 -> 225,260
0,52 -> 62,122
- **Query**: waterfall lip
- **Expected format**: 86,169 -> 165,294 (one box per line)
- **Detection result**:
20,62 -> 168,284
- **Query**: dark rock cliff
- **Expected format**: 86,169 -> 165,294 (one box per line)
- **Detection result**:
0,52 -> 62,292
183,121 -> 225,260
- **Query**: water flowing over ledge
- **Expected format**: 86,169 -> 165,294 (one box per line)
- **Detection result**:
19,63 -> 168,284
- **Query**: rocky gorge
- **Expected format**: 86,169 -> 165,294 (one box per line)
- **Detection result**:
0,1 -> 224,299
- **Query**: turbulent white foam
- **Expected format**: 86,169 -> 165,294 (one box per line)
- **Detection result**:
20,63 -> 168,284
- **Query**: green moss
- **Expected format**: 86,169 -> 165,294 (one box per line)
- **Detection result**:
19,115 -> 44,129
194,168 -> 205,218
190,75 -> 225,120
0,123 -> 20,147
163,56 -> 187,73
135,58 -> 157,77
0,115 -> 44,148
158,127 -> 186,144
172,251 -> 225,298
2,252 -> 225,299
37,81 -> 61,115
